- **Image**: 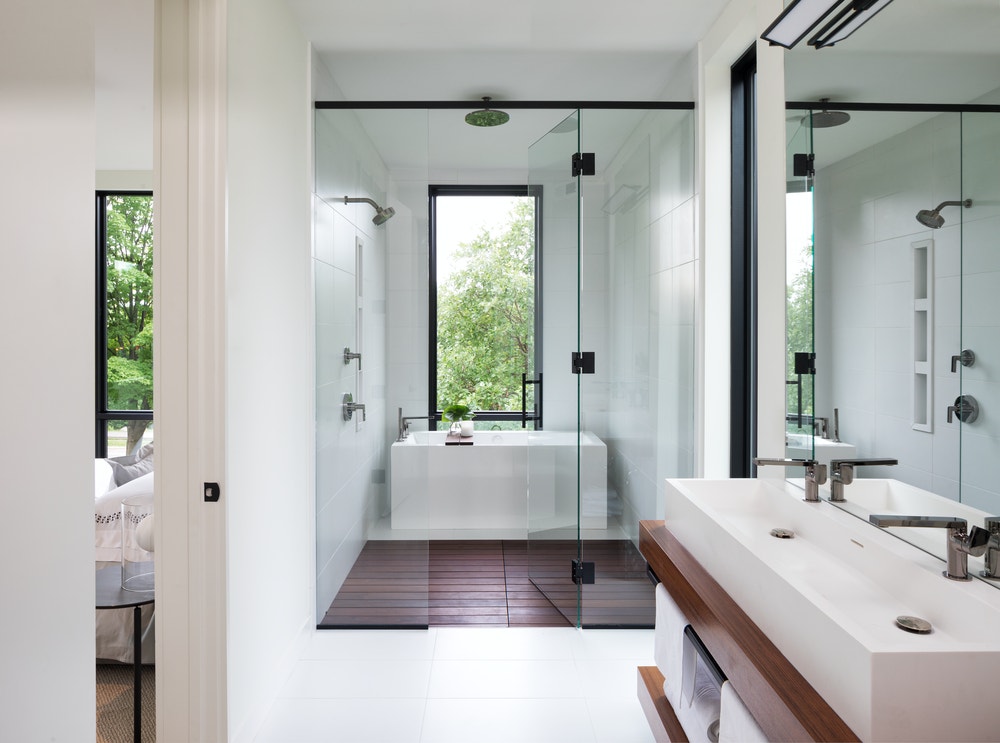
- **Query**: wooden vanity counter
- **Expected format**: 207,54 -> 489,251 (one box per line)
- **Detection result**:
638,519 -> 859,742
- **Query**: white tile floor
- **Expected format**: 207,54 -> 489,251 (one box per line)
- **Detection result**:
254,627 -> 657,743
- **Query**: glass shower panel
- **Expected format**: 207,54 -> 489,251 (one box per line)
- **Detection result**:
959,112 -> 1000,514
314,107 -> 431,628
785,110 -> 816,462
577,108 -> 694,628
526,109 -> 582,627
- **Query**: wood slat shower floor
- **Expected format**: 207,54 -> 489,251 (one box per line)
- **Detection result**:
319,539 -> 655,629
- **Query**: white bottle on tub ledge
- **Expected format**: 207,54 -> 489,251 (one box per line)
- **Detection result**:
460,421 -> 474,437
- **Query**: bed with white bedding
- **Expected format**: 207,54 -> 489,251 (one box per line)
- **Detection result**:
95,450 -> 155,664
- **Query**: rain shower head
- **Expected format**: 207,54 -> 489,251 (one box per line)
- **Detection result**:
915,199 -> 972,229
465,97 -> 510,127
343,196 -> 395,225
803,98 -> 850,128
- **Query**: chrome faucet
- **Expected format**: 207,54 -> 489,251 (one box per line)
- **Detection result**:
869,514 -> 992,581
981,517 -> 1000,580
753,458 -> 828,502
396,407 -> 437,442
813,417 -> 829,439
828,458 -> 898,502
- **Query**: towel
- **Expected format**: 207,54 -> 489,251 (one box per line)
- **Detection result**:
654,583 -> 688,709
675,633 -> 722,743
719,681 -> 768,743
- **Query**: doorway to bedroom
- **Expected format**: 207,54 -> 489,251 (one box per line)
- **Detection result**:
95,191 -> 156,743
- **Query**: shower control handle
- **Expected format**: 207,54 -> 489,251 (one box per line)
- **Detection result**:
951,349 -> 975,373
947,395 -> 979,424
343,392 -> 366,422
344,347 -> 362,368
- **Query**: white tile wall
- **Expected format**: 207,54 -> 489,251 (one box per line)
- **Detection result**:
315,110 -> 390,623
814,104 -> 1000,510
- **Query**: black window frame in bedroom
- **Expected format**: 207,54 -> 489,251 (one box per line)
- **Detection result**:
95,191 -> 155,458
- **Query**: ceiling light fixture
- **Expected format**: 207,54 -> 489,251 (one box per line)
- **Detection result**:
761,0 -> 896,50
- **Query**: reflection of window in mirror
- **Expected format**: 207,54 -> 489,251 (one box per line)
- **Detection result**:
785,191 -> 814,439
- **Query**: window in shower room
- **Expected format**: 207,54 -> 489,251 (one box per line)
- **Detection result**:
430,185 -> 540,430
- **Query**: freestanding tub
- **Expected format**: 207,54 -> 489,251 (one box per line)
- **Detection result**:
389,430 -> 607,530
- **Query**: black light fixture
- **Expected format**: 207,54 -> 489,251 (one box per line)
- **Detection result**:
761,0 -> 896,50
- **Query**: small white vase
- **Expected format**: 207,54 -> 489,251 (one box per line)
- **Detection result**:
460,420 -> 474,437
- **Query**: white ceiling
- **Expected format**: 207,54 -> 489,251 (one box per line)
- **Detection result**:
96,0 -> 1000,173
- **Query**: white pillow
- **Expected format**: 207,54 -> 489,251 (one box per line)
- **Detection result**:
107,442 -> 155,486
94,459 -> 116,499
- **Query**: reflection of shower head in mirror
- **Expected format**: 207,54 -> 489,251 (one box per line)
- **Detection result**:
915,199 -> 972,229
343,196 -> 395,225
802,98 -> 851,129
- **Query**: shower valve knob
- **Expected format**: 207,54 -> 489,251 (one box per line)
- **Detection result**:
951,349 -> 975,373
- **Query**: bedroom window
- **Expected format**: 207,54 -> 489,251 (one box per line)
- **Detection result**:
429,185 -> 541,429
96,192 -> 154,458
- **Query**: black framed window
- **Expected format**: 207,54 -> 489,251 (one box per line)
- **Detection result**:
96,192 -> 154,457
731,47 -> 757,477
428,185 -> 542,429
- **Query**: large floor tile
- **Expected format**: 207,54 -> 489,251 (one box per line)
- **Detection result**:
420,698 -> 596,743
586,697 -> 657,743
432,626 -> 576,660
305,628 -> 439,660
570,628 -> 654,660
576,658 -> 649,699
254,698 -> 425,743
427,659 -> 580,699
279,659 -> 432,699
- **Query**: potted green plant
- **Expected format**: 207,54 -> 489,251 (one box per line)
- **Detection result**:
442,403 -> 475,437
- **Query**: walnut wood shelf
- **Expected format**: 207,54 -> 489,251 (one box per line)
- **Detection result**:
639,520 -> 859,743
637,665 -> 688,743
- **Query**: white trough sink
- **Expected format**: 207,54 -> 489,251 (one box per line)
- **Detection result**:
665,478 -> 1000,742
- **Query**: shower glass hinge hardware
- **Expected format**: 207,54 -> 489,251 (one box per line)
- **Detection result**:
572,351 -> 595,374
572,559 -> 595,585
794,351 -> 816,375
793,152 -> 815,178
343,347 -> 362,366
951,349 -> 976,372
571,152 -> 595,177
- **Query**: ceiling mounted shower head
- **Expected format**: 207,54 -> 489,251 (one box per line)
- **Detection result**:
465,97 -> 510,128
803,98 -> 850,128
915,199 -> 972,229
343,196 -> 395,226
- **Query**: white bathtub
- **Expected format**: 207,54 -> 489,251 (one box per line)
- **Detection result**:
389,430 -> 607,531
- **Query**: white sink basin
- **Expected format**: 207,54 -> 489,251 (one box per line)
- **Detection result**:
785,433 -> 856,467
821,478 -> 993,572
665,478 -> 1000,742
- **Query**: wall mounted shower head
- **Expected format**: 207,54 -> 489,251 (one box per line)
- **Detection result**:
915,199 -> 972,229
343,196 -> 395,225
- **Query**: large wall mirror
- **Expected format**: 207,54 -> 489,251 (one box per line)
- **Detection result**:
781,0 -> 1000,576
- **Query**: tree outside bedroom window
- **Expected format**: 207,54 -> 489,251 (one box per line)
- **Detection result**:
96,192 -> 154,458
430,186 -> 541,429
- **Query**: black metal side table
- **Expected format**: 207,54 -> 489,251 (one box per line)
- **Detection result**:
96,565 -> 154,743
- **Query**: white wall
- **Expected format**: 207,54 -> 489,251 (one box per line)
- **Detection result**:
696,0 -> 788,477
314,107 -> 391,623
226,0 -> 313,736
814,106 -> 1000,512
0,2 -> 96,738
